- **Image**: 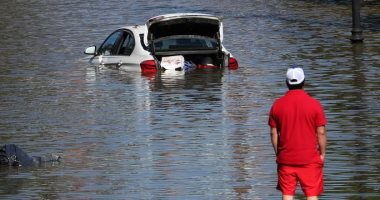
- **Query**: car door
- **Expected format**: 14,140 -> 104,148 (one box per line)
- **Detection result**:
96,30 -> 124,67
96,29 -> 137,68
116,30 -> 142,71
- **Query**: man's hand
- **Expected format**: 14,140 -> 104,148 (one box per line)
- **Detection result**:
320,154 -> 325,162
317,126 -> 327,162
270,127 -> 279,155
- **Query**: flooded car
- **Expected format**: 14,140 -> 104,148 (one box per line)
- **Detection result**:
84,13 -> 238,74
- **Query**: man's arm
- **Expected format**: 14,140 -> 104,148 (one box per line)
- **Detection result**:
270,127 -> 279,155
317,126 -> 327,161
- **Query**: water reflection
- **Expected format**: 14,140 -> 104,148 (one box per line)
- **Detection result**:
0,0 -> 379,199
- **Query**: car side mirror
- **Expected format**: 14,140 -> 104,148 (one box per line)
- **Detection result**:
84,46 -> 97,55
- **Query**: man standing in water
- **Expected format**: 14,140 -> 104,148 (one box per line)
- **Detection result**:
268,67 -> 327,200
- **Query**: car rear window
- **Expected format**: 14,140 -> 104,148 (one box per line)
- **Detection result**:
153,36 -> 218,52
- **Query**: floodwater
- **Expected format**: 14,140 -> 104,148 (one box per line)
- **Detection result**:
0,0 -> 379,199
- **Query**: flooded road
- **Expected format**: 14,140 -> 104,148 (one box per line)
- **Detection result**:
0,0 -> 379,199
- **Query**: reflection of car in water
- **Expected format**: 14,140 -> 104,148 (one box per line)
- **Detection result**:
84,13 -> 238,75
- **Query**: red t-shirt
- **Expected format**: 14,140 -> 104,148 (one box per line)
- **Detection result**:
268,89 -> 326,165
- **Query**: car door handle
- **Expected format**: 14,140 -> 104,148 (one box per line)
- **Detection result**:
117,61 -> 123,68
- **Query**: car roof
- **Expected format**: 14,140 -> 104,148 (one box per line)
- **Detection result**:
118,25 -> 149,47
119,24 -> 147,34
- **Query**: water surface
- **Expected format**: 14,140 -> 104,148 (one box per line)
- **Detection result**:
0,0 -> 379,199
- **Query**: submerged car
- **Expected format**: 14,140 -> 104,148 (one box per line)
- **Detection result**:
84,13 -> 238,74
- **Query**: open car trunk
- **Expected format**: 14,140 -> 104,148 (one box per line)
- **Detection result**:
146,13 -> 223,41
154,53 -> 227,71
146,13 -> 227,70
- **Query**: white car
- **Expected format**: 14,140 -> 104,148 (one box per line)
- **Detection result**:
84,13 -> 238,74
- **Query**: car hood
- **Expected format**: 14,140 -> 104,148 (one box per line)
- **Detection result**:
145,13 -> 223,43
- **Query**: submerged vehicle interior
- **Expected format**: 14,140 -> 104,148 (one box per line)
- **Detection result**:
147,17 -> 228,69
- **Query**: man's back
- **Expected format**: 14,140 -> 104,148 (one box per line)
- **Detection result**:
269,89 -> 326,165
268,67 -> 327,199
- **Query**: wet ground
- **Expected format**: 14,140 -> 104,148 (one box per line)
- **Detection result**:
0,0 -> 379,199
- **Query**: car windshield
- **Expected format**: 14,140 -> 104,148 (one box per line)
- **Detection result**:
153,36 -> 218,52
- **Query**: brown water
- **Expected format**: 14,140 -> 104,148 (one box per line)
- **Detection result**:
0,0 -> 379,199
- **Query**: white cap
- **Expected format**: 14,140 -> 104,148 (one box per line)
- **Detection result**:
286,67 -> 305,85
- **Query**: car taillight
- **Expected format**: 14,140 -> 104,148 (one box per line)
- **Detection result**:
228,57 -> 238,70
140,60 -> 157,74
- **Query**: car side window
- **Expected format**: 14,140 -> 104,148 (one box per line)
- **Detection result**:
119,31 -> 135,56
98,31 -> 123,56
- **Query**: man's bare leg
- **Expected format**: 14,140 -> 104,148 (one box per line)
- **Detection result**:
307,196 -> 318,200
282,195 -> 293,200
